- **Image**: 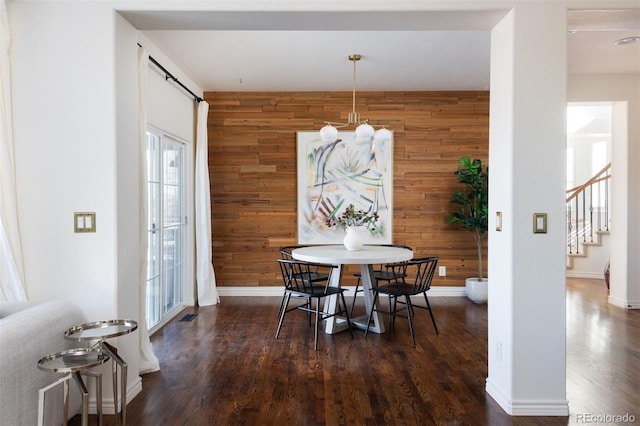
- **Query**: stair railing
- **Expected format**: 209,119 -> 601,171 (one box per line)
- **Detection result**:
566,162 -> 611,254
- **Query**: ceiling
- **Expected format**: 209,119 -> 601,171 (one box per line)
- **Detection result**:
121,9 -> 640,92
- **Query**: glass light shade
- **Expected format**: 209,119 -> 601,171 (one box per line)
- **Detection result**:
374,128 -> 392,143
319,124 -> 339,143
355,123 -> 374,139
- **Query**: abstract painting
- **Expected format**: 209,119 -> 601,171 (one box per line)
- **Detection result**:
297,131 -> 393,244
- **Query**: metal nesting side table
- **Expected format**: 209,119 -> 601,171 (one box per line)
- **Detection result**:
37,347 -> 110,426
64,319 -> 138,426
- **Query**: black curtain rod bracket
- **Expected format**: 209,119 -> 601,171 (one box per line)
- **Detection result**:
138,43 -> 203,103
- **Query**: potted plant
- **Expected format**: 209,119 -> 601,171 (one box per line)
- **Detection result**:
446,157 -> 489,303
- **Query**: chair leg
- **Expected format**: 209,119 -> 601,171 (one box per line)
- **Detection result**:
406,295 -> 416,348
339,292 -> 354,340
277,294 -> 285,319
423,293 -> 439,335
391,295 -> 398,331
350,277 -> 361,315
275,293 -> 291,339
314,297 -> 321,351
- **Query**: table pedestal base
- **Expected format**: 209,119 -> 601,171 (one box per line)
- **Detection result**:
323,264 -> 386,335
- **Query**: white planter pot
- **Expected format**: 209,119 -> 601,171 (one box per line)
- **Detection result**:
465,278 -> 488,303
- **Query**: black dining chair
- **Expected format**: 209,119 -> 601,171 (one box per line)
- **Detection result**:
275,259 -> 353,351
364,257 -> 439,347
277,246 -> 331,319
350,244 -> 412,314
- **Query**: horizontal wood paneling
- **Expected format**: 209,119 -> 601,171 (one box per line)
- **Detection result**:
206,91 -> 489,288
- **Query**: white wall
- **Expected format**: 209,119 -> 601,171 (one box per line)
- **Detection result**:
487,3 -> 568,415
10,2 -> 119,317
8,1 -> 202,413
568,75 -> 640,308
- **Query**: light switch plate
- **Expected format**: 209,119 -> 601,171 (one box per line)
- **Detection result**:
533,213 -> 547,234
74,212 -> 96,233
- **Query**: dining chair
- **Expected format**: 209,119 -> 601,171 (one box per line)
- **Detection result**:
277,246 -> 331,319
364,257 -> 439,347
275,259 -> 353,351
350,244 -> 412,314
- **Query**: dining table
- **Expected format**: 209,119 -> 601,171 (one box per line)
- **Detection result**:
291,244 -> 413,334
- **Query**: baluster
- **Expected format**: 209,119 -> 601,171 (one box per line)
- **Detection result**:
589,184 -> 594,242
605,169 -> 610,231
567,205 -> 573,254
582,189 -> 587,243
575,195 -> 580,254
597,177 -> 602,231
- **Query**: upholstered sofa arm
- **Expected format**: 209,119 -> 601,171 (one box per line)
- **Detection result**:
0,300 -> 86,425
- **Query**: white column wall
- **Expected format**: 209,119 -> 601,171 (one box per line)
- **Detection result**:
486,3 -> 569,415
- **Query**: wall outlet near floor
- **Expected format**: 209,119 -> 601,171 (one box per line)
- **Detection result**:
438,266 -> 446,277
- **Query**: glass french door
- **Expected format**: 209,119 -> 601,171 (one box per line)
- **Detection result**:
146,130 -> 186,331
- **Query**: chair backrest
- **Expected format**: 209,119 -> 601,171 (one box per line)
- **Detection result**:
379,244 -> 413,273
401,257 -> 439,293
277,259 -> 336,292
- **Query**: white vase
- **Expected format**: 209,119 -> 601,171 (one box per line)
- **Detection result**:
465,278 -> 488,303
343,227 -> 364,251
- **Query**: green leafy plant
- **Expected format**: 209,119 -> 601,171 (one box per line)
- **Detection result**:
326,203 -> 379,232
446,157 -> 489,281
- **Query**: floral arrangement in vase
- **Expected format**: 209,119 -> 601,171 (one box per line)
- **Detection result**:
325,204 -> 379,232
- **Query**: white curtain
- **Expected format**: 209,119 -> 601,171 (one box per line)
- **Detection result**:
0,0 -> 26,301
195,101 -> 219,305
137,46 -> 159,374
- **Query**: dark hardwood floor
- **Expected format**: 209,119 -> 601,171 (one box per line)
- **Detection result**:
77,278 -> 639,425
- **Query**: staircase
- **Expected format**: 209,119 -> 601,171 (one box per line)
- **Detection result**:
566,163 -> 611,277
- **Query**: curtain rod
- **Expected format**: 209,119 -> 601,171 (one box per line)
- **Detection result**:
138,43 -> 203,103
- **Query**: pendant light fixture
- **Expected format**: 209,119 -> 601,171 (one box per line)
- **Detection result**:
319,54 -> 392,144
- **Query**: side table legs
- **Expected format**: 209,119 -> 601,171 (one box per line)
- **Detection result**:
81,370 -> 104,426
37,370 -> 103,426
38,374 -> 71,426
101,341 -> 128,426
72,371 -> 89,426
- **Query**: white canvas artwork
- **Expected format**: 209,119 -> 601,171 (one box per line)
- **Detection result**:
296,131 -> 393,244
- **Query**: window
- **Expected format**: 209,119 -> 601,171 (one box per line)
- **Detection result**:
146,130 -> 186,331
567,103 -> 612,193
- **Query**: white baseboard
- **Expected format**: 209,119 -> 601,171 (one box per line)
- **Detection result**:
216,286 -> 467,297
608,295 -> 640,309
566,271 -> 604,279
486,379 -> 570,416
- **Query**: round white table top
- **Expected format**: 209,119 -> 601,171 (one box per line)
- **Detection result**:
291,245 -> 413,265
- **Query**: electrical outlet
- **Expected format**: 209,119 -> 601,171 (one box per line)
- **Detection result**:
438,266 -> 446,277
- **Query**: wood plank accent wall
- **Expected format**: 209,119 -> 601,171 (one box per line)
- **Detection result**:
206,91 -> 489,288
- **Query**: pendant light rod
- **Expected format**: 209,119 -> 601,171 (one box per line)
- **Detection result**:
319,53 -> 391,144
349,54 -> 361,124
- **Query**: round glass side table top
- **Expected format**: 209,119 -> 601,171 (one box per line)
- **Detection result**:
64,319 -> 138,342
37,347 -> 110,373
